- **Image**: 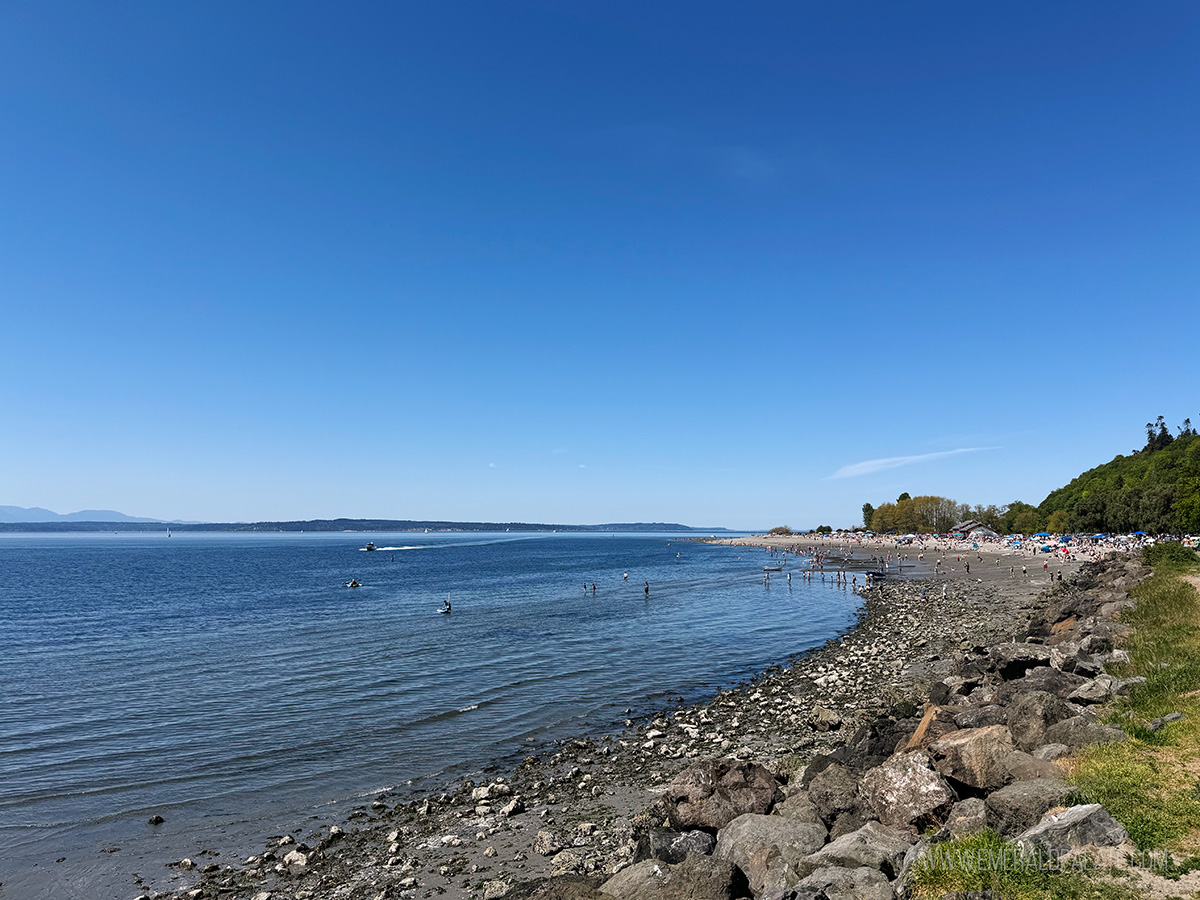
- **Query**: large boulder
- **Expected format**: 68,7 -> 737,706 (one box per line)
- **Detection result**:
927,725 -> 1015,792
1067,679 -> 1112,705
1006,691 -> 1077,751
943,797 -> 988,838
636,829 -> 716,865
997,668 -> 1088,702
807,763 -> 862,827
774,790 -> 822,825
985,779 -> 1073,837
990,644 -> 1053,680
858,751 -> 956,831
713,814 -> 826,896
1044,716 -> 1126,751
508,875 -> 608,900
1001,750 -> 1065,783
794,865 -> 893,900
902,705 -> 962,751
1016,804 -> 1131,855
799,821 -> 913,880
953,705 -> 1007,729
663,758 -> 781,831
833,718 -> 917,769
598,855 -> 746,900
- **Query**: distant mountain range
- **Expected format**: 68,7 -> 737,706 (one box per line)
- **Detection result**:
0,507 -> 728,533
0,506 -> 167,523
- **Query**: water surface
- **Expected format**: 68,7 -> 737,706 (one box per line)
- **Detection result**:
0,531 -> 863,898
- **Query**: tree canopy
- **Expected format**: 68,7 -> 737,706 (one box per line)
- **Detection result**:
861,418 -> 1200,536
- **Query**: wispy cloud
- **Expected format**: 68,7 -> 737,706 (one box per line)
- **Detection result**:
830,447 -> 995,479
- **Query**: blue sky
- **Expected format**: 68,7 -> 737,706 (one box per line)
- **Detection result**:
1,2 -> 1197,529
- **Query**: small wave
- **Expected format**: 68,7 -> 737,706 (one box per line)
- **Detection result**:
456,704 -> 479,713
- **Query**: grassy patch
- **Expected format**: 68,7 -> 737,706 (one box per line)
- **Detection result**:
1067,741 -> 1200,849
1062,547 -> 1200,857
908,832 -> 1141,899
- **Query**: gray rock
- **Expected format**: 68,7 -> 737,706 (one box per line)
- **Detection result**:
774,790 -> 822,824
1031,743 -> 1070,762
663,758 -> 781,831
1066,655 -> 1105,678
1113,676 -> 1147,697
1006,691 -> 1077,751
1066,680 -> 1111,705
990,644 -> 1053,680
535,831 -> 564,856
892,838 -> 932,898
927,726 -> 1015,791
944,797 -> 988,838
996,668 -> 1087,702
810,705 -> 843,732
795,865 -> 893,900
551,850 -> 585,876
1016,803 -> 1131,855
1044,716 -> 1125,750
599,855 -> 745,900
828,809 -> 872,841
807,763 -> 862,826
858,751 -> 956,830
985,779 -> 1073,837
1001,750 -> 1063,782
953,706 -> 1007,730
522,876 -> 609,900
637,829 -> 716,864
801,820 -> 913,880
713,813 -> 826,895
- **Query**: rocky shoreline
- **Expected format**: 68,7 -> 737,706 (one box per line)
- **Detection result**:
141,539 -> 1133,900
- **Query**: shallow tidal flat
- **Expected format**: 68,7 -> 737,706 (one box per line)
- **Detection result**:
169,541 -> 1073,900
1,531 -> 868,899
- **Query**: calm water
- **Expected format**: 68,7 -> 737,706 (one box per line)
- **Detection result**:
0,531 -> 863,898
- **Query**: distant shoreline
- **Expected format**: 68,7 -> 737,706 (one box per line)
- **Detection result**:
0,519 -> 734,534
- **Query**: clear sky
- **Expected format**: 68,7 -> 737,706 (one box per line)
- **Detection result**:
1,2 -> 1197,530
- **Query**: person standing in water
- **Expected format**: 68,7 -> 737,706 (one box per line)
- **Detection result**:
644,581 -> 650,598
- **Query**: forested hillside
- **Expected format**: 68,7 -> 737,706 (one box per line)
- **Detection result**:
864,418 -> 1200,535
1037,418 -> 1200,534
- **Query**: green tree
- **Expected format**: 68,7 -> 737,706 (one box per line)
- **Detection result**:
1046,509 -> 1071,533
862,503 -> 875,529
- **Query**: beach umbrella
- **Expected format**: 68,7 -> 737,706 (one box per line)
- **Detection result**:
1091,534 -> 1107,539
1132,531 -> 1147,536
1034,532 -> 1051,537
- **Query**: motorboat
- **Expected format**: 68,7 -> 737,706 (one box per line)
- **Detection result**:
763,563 -> 783,572
364,542 -> 376,551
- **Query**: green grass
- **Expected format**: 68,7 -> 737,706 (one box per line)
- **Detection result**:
1062,546 -> 1200,857
1067,741 -> 1200,849
908,832 -> 1142,900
